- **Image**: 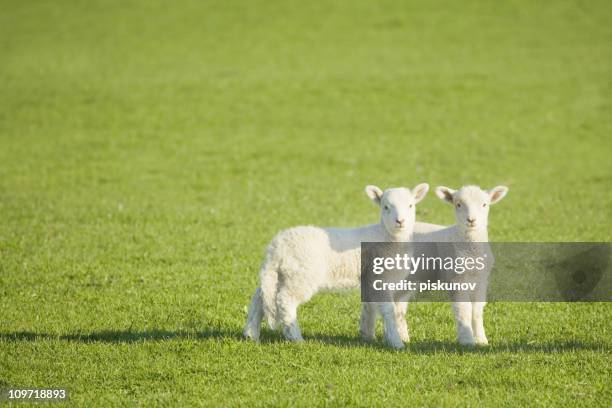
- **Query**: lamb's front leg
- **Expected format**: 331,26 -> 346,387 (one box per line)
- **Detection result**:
452,301 -> 475,346
472,301 -> 488,345
394,301 -> 410,342
380,302 -> 405,350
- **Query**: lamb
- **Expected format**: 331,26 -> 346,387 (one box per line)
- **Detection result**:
360,185 -> 508,346
243,183 -> 429,348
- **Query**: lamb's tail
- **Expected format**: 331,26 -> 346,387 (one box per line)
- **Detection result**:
260,254 -> 280,329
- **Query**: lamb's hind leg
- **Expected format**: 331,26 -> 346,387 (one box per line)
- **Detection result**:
277,286 -> 315,342
243,287 -> 264,341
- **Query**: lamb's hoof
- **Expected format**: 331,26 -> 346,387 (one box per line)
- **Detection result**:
282,327 -> 304,343
458,337 -> 476,347
243,329 -> 260,342
386,339 -> 405,350
361,333 -> 376,343
475,338 -> 489,347
399,332 -> 410,343
457,329 -> 475,347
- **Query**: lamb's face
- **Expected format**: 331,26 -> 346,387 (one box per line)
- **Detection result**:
365,184 -> 429,237
381,188 -> 416,234
436,185 -> 508,231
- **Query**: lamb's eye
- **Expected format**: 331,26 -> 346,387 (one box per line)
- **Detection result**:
482,203 -> 487,207
456,203 -> 461,208
409,204 -> 413,208
383,205 -> 389,210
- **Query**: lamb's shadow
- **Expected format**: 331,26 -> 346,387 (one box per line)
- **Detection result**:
1,330 -> 608,354
258,331 -> 392,350
401,339 -> 610,354
0,328 -> 241,343
298,332 -> 610,354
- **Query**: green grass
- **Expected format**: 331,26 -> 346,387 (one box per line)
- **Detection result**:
1,0 -> 612,406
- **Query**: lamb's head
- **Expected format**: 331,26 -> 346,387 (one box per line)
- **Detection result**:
365,183 -> 429,238
435,185 -> 508,231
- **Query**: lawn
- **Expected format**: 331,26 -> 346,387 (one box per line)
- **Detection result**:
1,0 -> 611,406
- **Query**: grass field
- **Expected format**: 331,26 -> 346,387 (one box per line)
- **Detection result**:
1,0 -> 612,406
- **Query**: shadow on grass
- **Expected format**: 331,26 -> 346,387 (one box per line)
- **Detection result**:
404,340 -> 612,354
1,330 -> 609,354
0,328 -> 242,343
294,332 -> 611,354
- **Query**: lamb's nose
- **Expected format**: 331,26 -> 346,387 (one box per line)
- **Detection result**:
396,219 -> 405,226
467,217 -> 476,224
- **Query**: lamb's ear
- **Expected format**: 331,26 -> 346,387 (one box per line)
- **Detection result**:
435,186 -> 455,204
412,183 -> 429,204
488,186 -> 508,204
365,185 -> 384,205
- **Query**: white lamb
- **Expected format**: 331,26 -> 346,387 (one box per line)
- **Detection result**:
360,185 -> 508,346
243,183 -> 429,348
